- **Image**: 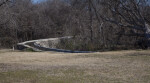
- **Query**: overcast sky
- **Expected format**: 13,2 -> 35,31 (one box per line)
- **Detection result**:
32,0 -> 150,4
32,0 -> 45,3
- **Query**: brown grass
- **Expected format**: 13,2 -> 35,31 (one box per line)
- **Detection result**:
0,50 -> 150,83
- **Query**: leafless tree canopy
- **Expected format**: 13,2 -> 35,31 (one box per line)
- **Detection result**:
0,0 -> 150,50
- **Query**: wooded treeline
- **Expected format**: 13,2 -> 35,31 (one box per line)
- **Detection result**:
0,0 -> 150,51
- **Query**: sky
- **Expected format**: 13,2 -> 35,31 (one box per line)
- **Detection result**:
32,0 -> 150,4
32,0 -> 45,3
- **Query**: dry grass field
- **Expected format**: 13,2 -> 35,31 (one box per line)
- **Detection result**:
0,49 -> 150,83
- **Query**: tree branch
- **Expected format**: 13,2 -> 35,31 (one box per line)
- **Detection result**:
0,0 -> 9,7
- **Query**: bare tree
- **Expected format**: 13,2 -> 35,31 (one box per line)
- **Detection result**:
0,0 -> 9,7
90,0 -> 150,48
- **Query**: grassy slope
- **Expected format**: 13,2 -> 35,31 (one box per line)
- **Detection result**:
0,50 -> 149,83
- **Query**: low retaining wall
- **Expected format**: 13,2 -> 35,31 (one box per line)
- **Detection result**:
17,36 -> 95,53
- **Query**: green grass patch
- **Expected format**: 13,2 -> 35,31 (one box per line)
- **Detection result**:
25,48 -> 36,52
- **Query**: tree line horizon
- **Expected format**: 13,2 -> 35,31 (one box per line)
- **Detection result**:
0,0 -> 150,51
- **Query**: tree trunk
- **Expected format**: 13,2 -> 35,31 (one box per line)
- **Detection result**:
88,0 -> 93,42
144,23 -> 150,48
